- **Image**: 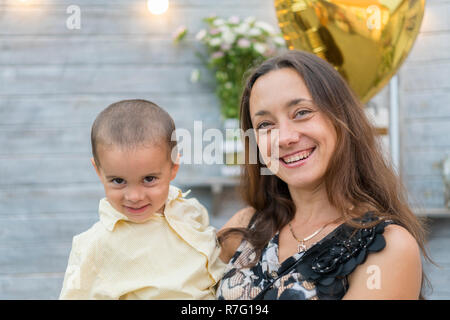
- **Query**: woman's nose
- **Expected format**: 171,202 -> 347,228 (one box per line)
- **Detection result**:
278,121 -> 301,148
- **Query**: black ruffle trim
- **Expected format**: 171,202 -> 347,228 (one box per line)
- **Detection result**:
295,212 -> 390,300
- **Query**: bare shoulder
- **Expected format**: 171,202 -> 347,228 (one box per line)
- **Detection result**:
343,223 -> 422,299
217,207 -> 256,264
219,206 -> 256,231
383,224 -> 421,258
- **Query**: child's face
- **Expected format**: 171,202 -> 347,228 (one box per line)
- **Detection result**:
91,144 -> 179,222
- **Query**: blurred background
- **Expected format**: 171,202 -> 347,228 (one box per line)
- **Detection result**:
0,0 -> 449,299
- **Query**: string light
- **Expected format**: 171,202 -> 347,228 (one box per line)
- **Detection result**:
147,0 -> 169,15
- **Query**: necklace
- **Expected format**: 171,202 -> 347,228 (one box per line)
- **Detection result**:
288,220 -> 334,253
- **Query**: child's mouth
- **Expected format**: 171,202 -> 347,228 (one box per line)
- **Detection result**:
124,204 -> 150,214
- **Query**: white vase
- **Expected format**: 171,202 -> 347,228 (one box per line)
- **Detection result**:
221,118 -> 244,176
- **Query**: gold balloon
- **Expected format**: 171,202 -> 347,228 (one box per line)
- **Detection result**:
274,0 -> 425,103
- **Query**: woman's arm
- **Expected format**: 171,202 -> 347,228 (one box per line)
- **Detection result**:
218,207 -> 255,264
343,224 -> 423,300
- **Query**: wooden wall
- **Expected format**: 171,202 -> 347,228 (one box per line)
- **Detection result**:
0,0 -> 449,299
400,0 -> 450,210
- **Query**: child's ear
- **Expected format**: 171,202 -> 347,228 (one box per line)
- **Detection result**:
90,157 -> 102,179
170,153 -> 180,181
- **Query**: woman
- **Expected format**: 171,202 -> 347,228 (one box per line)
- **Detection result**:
216,50 -> 431,300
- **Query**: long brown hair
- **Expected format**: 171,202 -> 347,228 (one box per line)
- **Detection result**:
218,50 -> 433,298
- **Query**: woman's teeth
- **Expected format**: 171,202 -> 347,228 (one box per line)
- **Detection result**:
283,148 -> 314,163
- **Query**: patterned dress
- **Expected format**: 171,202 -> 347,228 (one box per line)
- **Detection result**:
217,212 -> 394,300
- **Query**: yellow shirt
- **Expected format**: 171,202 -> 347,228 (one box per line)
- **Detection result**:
59,185 -> 226,300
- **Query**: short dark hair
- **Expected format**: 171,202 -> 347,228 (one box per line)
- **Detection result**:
91,99 -> 177,168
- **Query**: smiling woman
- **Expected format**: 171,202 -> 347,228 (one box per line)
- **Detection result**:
249,68 -> 337,191
216,50 -> 432,300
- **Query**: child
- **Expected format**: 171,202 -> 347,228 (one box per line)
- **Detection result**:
60,99 -> 226,299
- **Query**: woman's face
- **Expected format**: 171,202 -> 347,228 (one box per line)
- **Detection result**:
249,68 -> 337,190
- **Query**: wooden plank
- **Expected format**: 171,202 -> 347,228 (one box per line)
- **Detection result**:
403,150 -> 450,176
0,244 -> 72,274
402,120 -> 450,148
0,94 -> 221,126
420,1 -> 450,33
0,180 -> 221,216
423,261 -> 450,299
0,184 -> 104,215
0,65 -> 214,96
0,156 -> 97,185
406,32 -> 450,63
423,238 -> 450,265
404,176 -> 446,209
0,126 -> 234,156
0,37 -> 200,66
0,4 -> 278,36
0,156 -> 225,185
2,0 -> 269,8
0,215 -> 97,247
401,91 -> 450,120
400,61 -> 450,92
426,218 -> 450,239
0,274 -> 64,300
0,126 -> 91,155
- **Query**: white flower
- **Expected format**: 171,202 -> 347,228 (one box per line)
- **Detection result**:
253,43 -> 267,54
255,21 -> 276,34
209,37 -> 222,47
190,69 -> 200,83
228,16 -> 240,24
237,38 -> 251,48
248,28 -> 262,37
211,51 -> 225,59
234,23 -> 250,35
221,28 -> 236,45
209,28 -> 221,36
221,43 -> 232,51
224,82 -> 233,89
196,29 -> 207,41
273,36 -> 286,46
213,18 -> 225,26
244,16 -> 256,25
172,25 -> 187,42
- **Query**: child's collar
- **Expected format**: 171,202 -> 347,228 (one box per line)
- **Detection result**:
98,198 -> 131,232
166,184 -> 191,204
98,185 -> 191,232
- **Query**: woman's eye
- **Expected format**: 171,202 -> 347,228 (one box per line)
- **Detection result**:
256,121 -> 272,130
294,109 -> 311,118
111,178 -> 125,185
144,176 -> 156,183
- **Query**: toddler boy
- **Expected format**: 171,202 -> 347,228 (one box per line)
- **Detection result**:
59,99 -> 225,299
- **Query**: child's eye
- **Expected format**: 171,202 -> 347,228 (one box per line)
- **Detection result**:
111,178 -> 125,185
144,176 -> 156,183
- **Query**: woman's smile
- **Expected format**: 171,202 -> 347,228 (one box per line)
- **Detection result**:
280,147 -> 316,166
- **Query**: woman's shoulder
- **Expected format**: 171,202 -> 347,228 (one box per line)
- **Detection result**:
221,207 -> 256,230
342,222 -> 422,299
293,212 -> 422,299
217,207 -> 256,264
294,212 -> 422,299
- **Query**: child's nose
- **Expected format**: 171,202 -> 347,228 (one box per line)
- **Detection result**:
124,187 -> 145,202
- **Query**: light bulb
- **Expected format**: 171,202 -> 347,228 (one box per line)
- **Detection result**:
147,0 -> 169,15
